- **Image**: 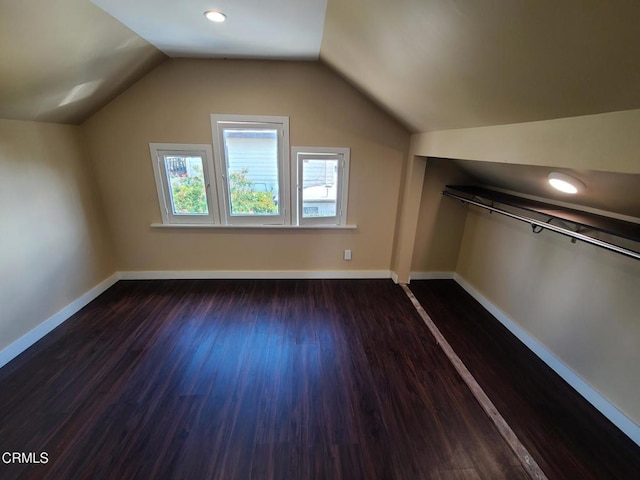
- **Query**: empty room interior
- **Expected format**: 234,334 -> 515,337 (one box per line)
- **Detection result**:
2,0 -> 640,478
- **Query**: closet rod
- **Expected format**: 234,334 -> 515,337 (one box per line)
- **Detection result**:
442,190 -> 640,261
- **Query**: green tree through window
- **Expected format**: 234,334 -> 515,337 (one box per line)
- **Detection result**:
228,168 -> 278,215
170,175 -> 208,214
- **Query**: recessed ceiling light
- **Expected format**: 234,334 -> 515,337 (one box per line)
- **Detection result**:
204,10 -> 226,23
548,172 -> 585,194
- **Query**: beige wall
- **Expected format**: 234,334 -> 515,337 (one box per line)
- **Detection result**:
457,207 -> 640,424
411,109 -> 640,175
411,159 -> 471,274
390,151 -> 427,282
402,112 -> 640,427
83,59 -> 410,273
393,110 -> 640,282
0,119 -> 115,351
394,110 -> 640,283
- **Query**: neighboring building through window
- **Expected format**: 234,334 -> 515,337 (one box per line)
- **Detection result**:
211,114 -> 290,225
150,117 -> 351,227
292,146 -> 350,226
149,143 -> 218,224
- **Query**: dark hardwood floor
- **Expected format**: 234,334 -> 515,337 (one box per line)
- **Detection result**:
1,279 -> 528,480
409,279 -> 640,480
1,279 -> 637,479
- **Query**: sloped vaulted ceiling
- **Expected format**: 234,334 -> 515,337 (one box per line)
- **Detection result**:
321,0 -> 640,132
3,0 -> 640,133
0,0 -> 165,124
0,0 -> 638,219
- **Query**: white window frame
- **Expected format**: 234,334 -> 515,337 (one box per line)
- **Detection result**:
149,143 -> 219,225
211,114 -> 290,226
291,146 -> 350,226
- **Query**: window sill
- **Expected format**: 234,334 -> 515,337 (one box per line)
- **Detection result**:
150,223 -> 358,230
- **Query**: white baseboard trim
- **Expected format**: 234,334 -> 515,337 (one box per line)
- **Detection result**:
4,269 -> 637,446
453,273 -> 640,447
0,272 -> 120,369
118,270 -> 392,280
409,271 -> 455,281
0,268 -> 391,369
390,271 -> 399,284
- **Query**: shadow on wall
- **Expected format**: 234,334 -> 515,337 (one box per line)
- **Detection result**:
411,157 -> 473,273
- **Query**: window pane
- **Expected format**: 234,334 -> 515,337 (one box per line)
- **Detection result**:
164,155 -> 209,215
302,158 -> 338,218
223,129 -> 280,216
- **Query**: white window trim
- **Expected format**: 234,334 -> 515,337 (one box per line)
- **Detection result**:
149,143 -> 219,225
291,146 -> 350,226
210,114 -> 290,226
150,223 -> 358,230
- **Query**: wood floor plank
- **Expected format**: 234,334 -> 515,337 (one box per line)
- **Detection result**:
0,278 -> 616,479
409,279 -> 640,480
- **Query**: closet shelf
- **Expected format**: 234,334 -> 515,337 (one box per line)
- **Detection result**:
443,185 -> 640,261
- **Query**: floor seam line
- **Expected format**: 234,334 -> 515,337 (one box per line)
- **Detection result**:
401,284 -> 548,480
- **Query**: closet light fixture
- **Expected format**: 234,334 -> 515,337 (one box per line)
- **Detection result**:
204,10 -> 227,23
548,172 -> 585,194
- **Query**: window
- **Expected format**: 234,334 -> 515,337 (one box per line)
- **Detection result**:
149,143 -> 219,224
150,117 -> 352,228
292,147 -> 350,226
211,115 -> 290,225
